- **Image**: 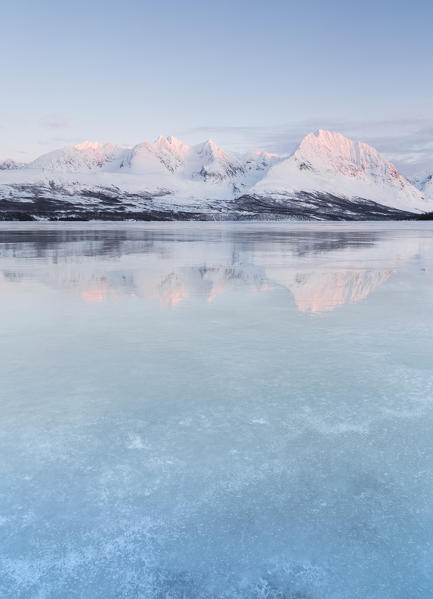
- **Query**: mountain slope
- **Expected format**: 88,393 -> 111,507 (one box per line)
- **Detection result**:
424,175 -> 433,201
30,141 -> 127,172
0,158 -> 24,170
411,172 -> 433,201
0,130 -> 431,220
251,130 -> 428,213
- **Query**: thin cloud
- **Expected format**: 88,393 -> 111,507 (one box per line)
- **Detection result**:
40,116 -> 71,130
180,117 -> 433,176
37,136 -> 83,146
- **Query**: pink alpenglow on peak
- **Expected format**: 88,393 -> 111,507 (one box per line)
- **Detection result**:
194,139 -> 223,157
151,136 -> 190,172
183,139 -> 241,181
252,129 -> 429,212
74,141 -> 104,152
30,141 -> 124,171
294,130 -> 403,182
288,269 -> 395,314
0,158 -> 22,170
152,135 -> 189,154
1,129 -> 433,218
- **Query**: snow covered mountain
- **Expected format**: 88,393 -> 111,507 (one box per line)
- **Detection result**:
0,158 -> 23,170
28,136 -> 275,182
410,172 -> 433,201
0,130 -> 431,220
423,175 -> 433,201
251,130 -> 429,213
29,141 -> 126,171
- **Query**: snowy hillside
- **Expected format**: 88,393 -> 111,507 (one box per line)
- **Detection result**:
29,141 -> 127,172
27,136 -> 276,184
424,176 -> 433,201
0,158 -> 23,170
252,130 -> 429,213
0,130 -> 431,220
411,172 -> 433,202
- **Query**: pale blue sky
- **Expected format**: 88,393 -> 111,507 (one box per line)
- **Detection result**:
1,0 -> 432,173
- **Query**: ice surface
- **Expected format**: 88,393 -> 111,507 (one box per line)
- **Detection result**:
1,222 -> 433,598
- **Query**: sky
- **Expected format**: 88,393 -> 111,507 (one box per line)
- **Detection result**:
1,0 -> 433,175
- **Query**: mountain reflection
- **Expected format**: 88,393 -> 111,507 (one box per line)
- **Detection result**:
0,223 -> 429,314
286,269 -> 395,312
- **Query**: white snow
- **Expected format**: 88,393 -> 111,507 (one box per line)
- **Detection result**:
1,130 -> 432,214
252,130 -> 430,212
412,172 -> 433,201
0,158 -> 23,170
424,176 -> 433,200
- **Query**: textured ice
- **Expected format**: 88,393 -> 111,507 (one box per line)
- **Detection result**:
1,222 -> 433,598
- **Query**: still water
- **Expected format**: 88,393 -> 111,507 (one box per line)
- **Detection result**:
1,222 -> 433,598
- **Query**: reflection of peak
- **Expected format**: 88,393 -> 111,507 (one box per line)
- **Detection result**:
202,264 -> 269,302
288,269 -> 394,313
31,265 -> 395,312
157,264 -> 269,305
80,279 -> 108,303
158,272 -> 189,305
0,226 -> 417,315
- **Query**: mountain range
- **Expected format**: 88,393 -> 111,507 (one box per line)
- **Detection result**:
1,129 -> 432,220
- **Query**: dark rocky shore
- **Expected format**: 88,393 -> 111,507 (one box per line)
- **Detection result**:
0,186 -> 419,221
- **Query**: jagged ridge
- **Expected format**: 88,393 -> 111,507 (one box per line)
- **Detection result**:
0,130 -> 431,220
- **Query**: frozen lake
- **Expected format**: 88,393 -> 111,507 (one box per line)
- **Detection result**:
1,221 -> 433,598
